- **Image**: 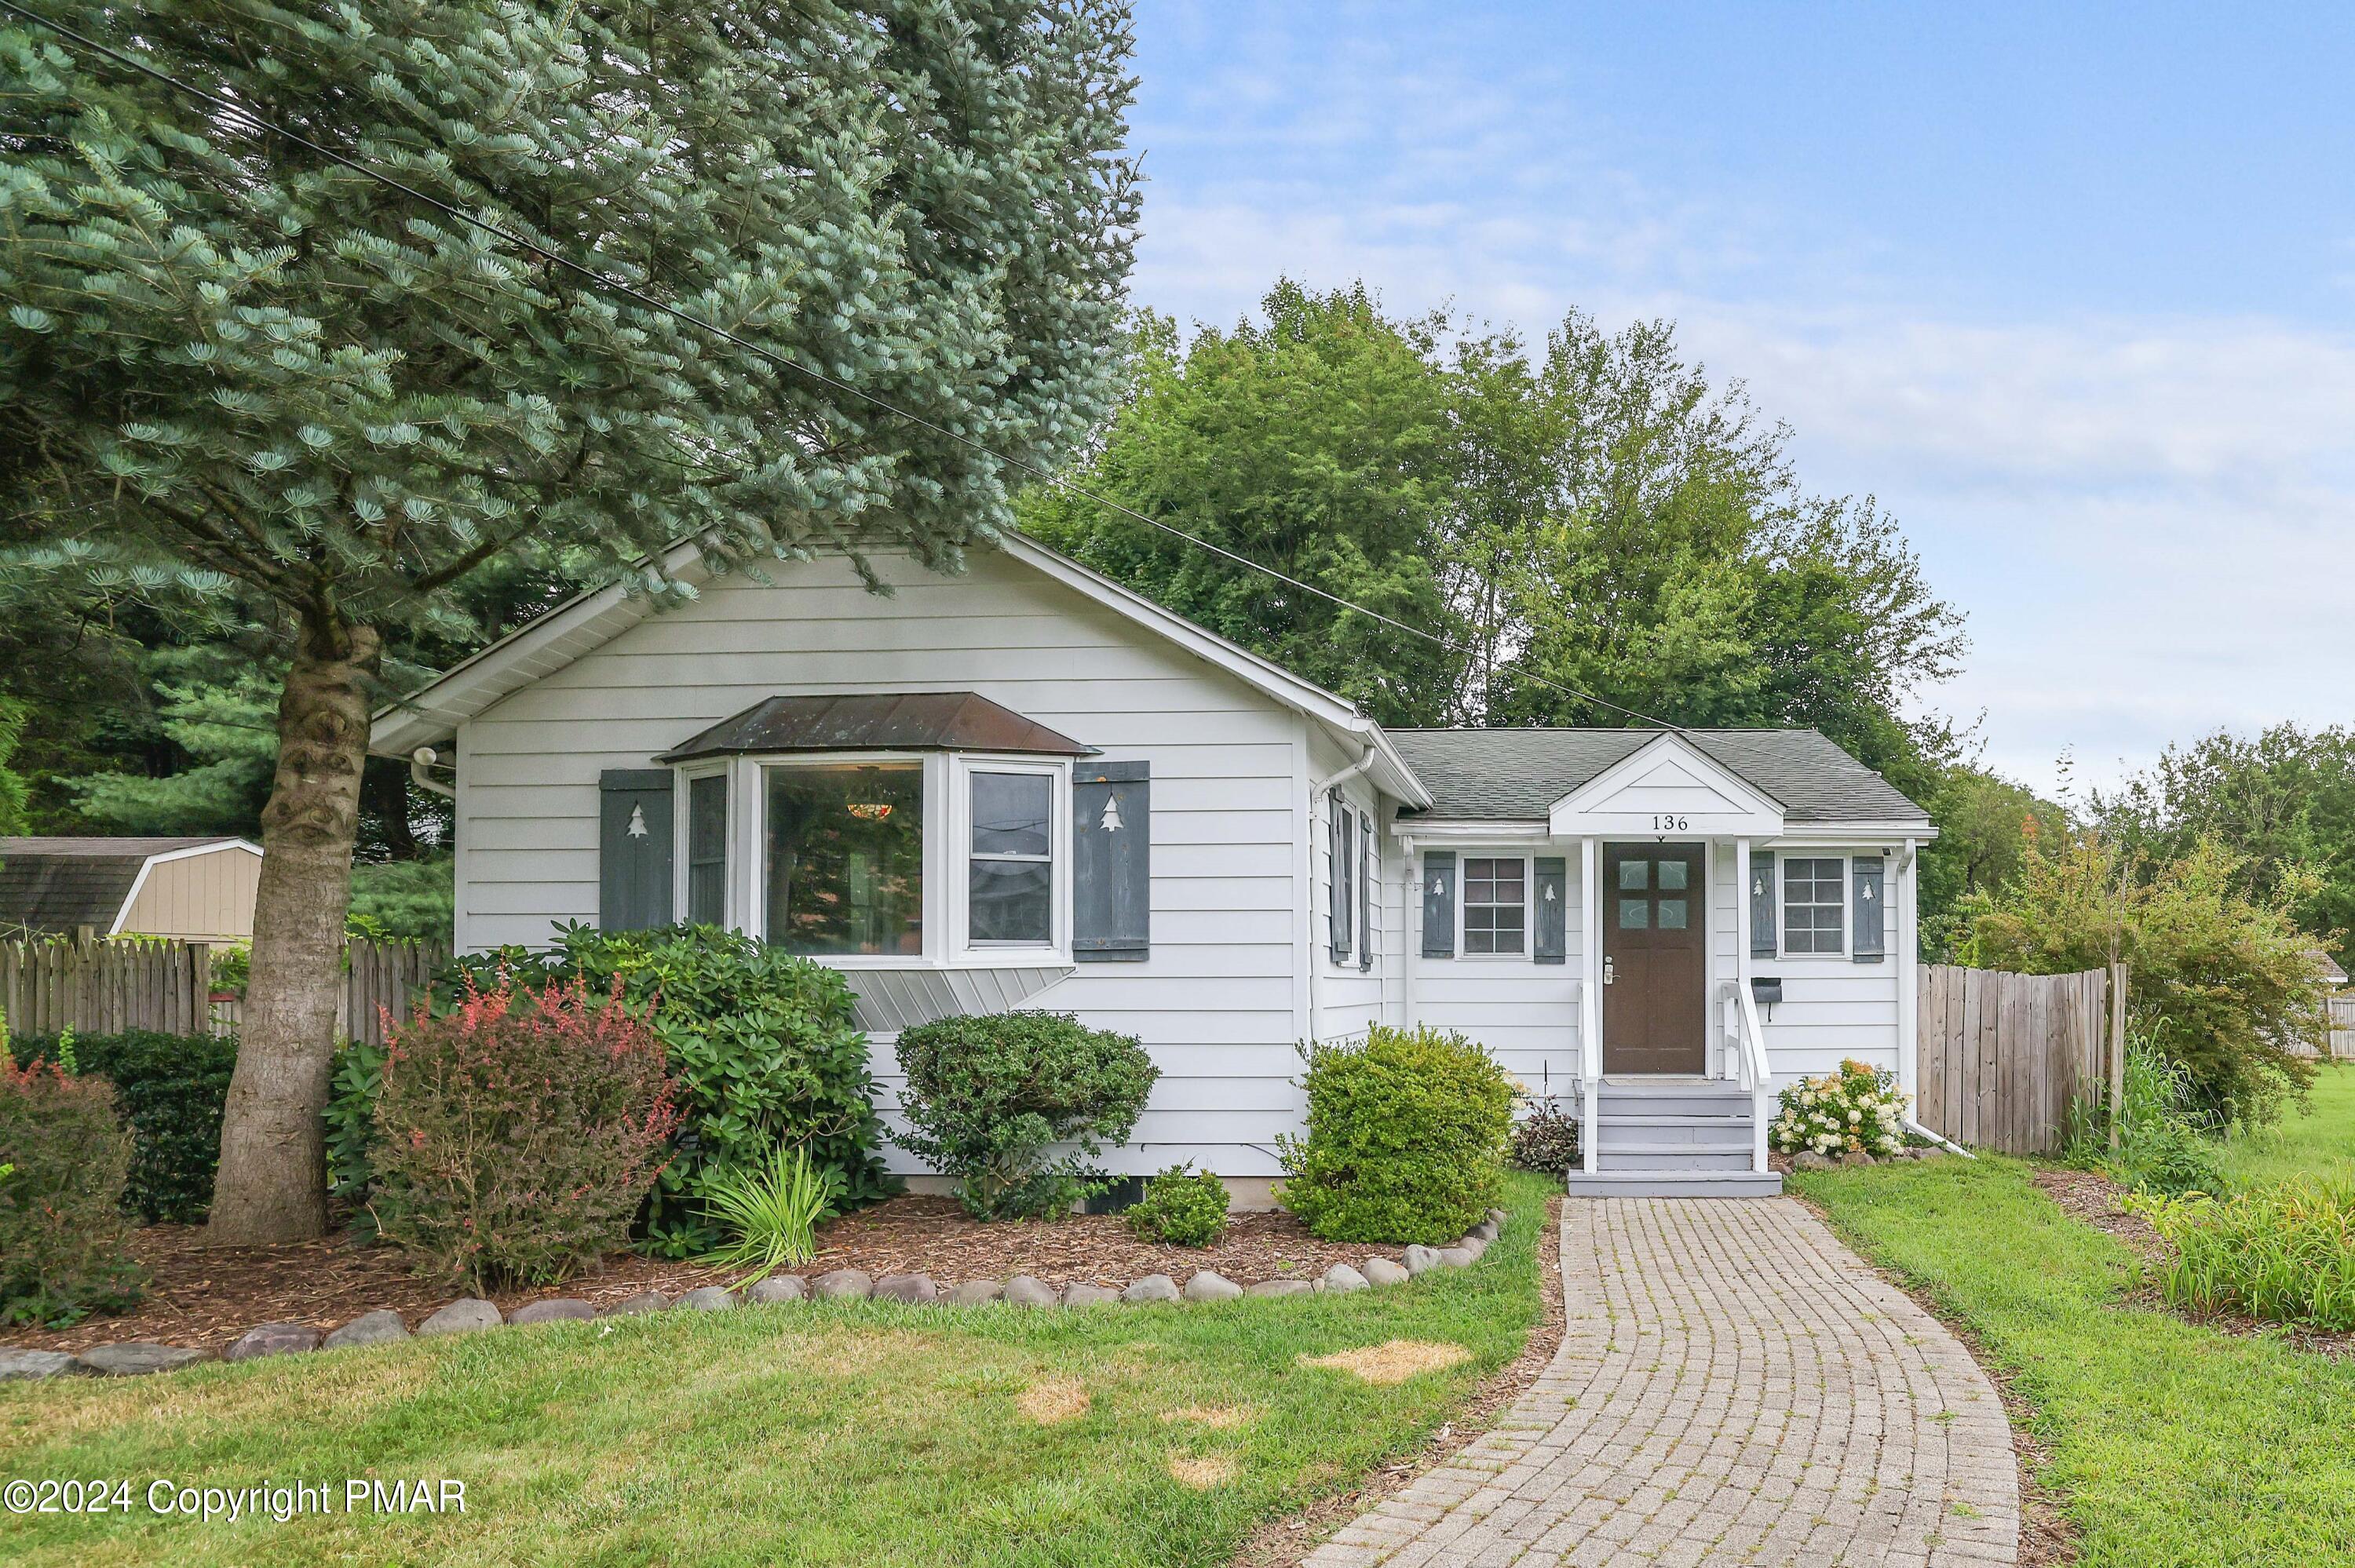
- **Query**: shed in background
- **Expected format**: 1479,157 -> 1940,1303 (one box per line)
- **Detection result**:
0,837 -> 263,943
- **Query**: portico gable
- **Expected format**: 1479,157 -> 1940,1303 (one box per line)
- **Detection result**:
1546,731 -> 1785,839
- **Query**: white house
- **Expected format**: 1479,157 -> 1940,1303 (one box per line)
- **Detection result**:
373,535 -> 1933,1198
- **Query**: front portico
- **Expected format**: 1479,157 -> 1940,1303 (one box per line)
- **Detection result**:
1389,727 -> 1933,1198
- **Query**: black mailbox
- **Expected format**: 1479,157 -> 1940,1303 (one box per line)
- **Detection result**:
1750,976 -> 1784,1008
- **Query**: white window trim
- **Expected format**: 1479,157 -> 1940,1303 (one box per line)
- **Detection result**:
1325,787 -> 1356,972
732,749 -> 1073,968
674,763 -> 733,930
1459,851 -> 1533,962
1779,851 -> 1849,960
949,753 -> 1072,962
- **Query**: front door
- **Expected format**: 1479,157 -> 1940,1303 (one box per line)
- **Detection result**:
1601,843 -> 1707,1074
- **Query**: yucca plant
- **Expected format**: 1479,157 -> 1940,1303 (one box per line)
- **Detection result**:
702,1145 -> 847,1282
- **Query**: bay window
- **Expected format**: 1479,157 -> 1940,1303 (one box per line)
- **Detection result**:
764,761 -> 926,956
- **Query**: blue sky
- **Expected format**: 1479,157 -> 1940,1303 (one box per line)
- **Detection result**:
1123,2 -> 2355,793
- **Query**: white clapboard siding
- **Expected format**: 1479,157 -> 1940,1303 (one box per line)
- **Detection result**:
1308,731 -> 1385,1044
1751,844 -> 1902,1083
454,549 -> 1321,1176
1404,841 -> 1586,1096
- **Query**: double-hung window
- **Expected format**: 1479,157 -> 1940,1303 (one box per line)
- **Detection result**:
685,772 -> 728,925
1463,856 -> 1526,955
1782,856 -> 1846,954
968,768 -> 1056,946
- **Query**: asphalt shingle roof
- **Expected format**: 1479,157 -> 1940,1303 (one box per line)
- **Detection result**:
1386,728 -> 1931,826
0,837 -> 240,935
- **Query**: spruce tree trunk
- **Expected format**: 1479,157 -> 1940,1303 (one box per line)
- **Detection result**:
206,605 -> 382,1245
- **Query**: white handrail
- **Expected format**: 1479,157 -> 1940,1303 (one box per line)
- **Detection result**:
1726,980 -> 1773,1174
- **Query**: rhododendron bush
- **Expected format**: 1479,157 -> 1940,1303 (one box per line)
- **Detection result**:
1771,1059 -> 1909,1158
371,978 -> 678,1288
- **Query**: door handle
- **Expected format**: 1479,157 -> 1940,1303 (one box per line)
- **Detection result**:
1602,957 -> 1615,985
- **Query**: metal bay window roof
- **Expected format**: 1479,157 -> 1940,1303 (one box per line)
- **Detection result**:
658,691 -> 1096,764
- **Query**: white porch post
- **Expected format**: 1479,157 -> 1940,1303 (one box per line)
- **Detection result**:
1898,837 -> 1919,1110
1734,836 -> 1753,1073
1579,834 -> 1601,1174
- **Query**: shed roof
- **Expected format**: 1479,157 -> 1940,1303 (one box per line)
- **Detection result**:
1386,728 -> 1931,826
0,837 -> 250,935
659,692 -> 1095,764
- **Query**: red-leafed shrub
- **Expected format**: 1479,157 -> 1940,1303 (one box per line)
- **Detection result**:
370,976 -> 679,1289
0,1059 -> 143,1324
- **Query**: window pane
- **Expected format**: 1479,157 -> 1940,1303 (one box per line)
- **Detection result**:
1658,859 -> 1688,891
1658,898 -> 1688,929
969,859 -> 1051,943
1618,859 -> 1649,890
971,771 -> 1051,857
1618,898 -> 1650,929
765,764 -> 924,956
688,774 -> 727,926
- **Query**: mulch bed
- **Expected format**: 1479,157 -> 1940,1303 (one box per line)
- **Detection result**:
1235,1194 -> 1568,1568
7,1195 -> 1432,1355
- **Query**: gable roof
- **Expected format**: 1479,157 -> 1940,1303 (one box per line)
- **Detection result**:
0,837 -> 260,935
1386,728 -> 1931,827
370,532 -> 1430,808
661,692 -> 1095,763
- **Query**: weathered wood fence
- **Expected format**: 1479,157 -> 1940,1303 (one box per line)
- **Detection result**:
1915,964 -> 2111,1155
2320,995 -> 2355,1061
0,937 -> 450,1047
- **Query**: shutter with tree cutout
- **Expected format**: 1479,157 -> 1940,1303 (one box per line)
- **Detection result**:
1852,855 -> 1886,963
1422,850 -> 1456,957
1533,855 -> 1568,964
1750,848 -> 1776,957
600,769 -> 674,932
1073,761 -> 1149,961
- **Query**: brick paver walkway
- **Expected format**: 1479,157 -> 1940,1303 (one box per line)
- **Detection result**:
1307,1197 -> 2018,1568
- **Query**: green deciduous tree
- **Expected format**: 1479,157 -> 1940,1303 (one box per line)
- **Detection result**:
1966,830 -> 2323,1126
2094,724 -> 2355,970
1,0 -> 1137,1242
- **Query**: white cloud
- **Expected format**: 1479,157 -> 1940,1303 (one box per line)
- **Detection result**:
1122,13 -> 2355,798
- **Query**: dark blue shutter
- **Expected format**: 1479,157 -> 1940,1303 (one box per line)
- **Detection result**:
1328,791 -> 1351,962
1073,761 -> 1149,961
600,769 -> 674,932
1750,849 -> 1776,957
1422,850 -> 1456,957
1533,855 -> 1568,965
1358,811 -> 1375,972
1853,855 -> 1886,963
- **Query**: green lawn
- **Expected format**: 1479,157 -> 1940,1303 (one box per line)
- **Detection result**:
0,1174 -> 1552,1567
2211,1060 -> 2355,1189
1795,1157 -> 2355,1568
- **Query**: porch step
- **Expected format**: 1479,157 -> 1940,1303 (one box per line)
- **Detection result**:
1565,1169 -> 1784,1198
1595,1142 -> 1756,1171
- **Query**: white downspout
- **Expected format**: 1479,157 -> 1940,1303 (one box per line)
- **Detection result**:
1305,743 -> 1378,1045
1891,836 -> 1971,1156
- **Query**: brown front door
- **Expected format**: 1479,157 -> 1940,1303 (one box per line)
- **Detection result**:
1601,843 -> 1707,1074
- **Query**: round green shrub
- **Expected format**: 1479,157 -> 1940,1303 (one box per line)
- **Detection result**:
0,1059 -> 143,1325
894,1011 -> 1159,1220
1126,1164 -> 1230,1246
16,1029 -> 236,1223
1276,1025 -> 1513,1245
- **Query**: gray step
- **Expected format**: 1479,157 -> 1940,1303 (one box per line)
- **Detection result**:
1565,1169 -> 1784,1198
1592,1144 -> 1762,1168
1602,1115 -> 1753,1144
1597,1092 -> 1754,1114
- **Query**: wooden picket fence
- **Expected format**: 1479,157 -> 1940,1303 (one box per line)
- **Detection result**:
1915,964 -> 2111,1155
2317,995 -> 2355,1061
0,935 -> 450,1047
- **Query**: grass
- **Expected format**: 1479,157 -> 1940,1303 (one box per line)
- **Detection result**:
2211,1061 -> 2355,1190
1795,1156 -> 2355,1567
0,1173 -> 1554,1567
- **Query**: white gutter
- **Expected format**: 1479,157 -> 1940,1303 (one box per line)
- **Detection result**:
410,747 -> 457,800
1905,1120 -> 1974,1158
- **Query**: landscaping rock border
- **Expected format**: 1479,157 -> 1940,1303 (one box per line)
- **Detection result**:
2,1207 -> 1517,1384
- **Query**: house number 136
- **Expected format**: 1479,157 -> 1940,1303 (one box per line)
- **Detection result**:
1652,815 -> 1689,831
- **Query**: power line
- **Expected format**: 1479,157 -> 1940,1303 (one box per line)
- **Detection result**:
5,2 -> 1684,735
